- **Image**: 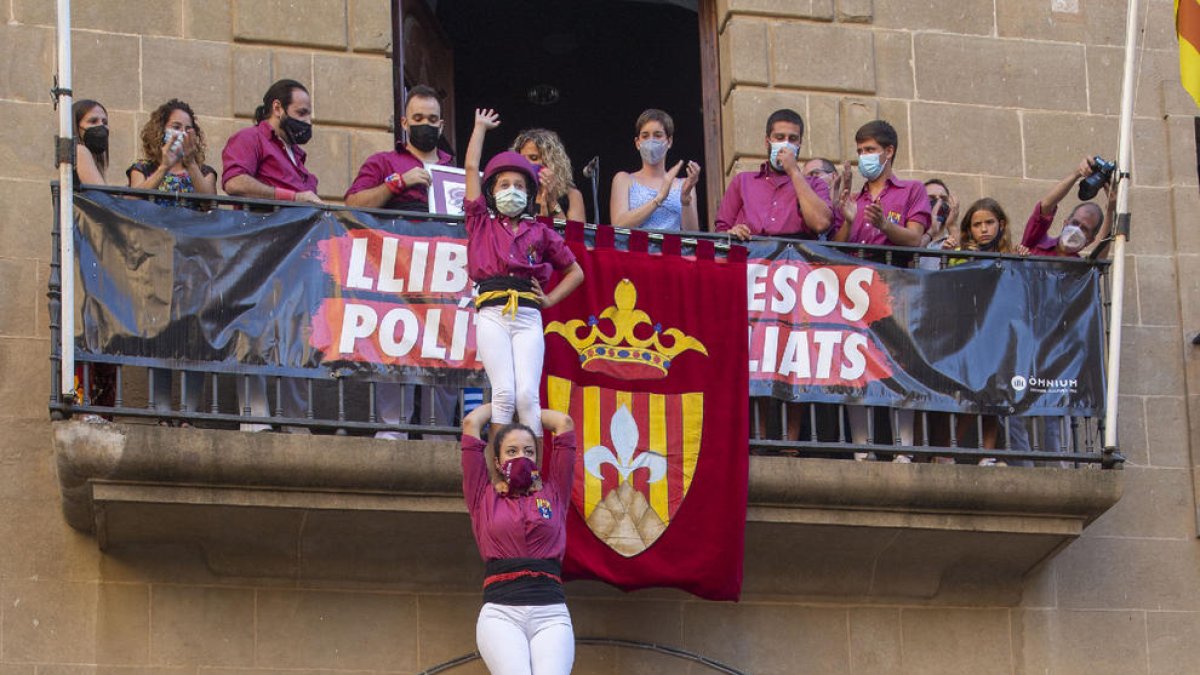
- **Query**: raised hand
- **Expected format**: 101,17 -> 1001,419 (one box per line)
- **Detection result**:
864,201 -> 884,229
681,160 -> 701,195
474,108 -> 500,130
656,160 -> 684,203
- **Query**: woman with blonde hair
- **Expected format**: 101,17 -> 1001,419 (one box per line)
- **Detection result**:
512,128 -> 586,222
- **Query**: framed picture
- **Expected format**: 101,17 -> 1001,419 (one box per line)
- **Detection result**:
428,165 -> 474,216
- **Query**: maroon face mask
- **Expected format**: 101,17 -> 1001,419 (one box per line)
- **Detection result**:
500,457 -> 538,494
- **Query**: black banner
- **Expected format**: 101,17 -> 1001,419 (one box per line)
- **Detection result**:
73,193 -> 1106,414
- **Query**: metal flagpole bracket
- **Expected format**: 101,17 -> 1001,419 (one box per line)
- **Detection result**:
1113,212 -> 1131,238
55,136 -> 75,166
50,75 -> 72,108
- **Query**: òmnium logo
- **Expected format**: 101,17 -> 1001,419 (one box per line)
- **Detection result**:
1011,374 -> 1077,395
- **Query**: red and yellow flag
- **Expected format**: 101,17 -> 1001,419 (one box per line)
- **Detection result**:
1180,0 -> 1200,107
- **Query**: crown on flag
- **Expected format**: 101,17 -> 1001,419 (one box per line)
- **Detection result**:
545,279 -> 707,380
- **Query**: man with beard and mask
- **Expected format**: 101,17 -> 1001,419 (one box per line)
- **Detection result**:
1019,156 -> 1110,258
714,108 -> 832,240
345,84 -> 453,211
346,85 -> 461,441
222,79 -> 321,204
220,79 -> 321,433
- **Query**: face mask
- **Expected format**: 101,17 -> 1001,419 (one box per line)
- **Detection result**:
407,123 -> 440,153
769,142 -> 799,171
494,185 -> 528,217
638,139 -> 668,165
500,456 -> 537,493
858,152 -> 886,181
81,126 -> 109,155
281,115 -> 312,145
1059,224 -> 1088,252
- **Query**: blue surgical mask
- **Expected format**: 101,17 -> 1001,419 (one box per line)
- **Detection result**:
638,139 -> 668,165
494,186 -> 528,217
769,141 -> 799,171
858,152 -> 886,181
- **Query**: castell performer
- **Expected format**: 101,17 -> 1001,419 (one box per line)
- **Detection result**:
461,404 -> 578,674
463,107 -> 585,441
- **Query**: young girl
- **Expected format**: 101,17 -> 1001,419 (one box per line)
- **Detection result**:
462,404 -> 577,675
512,128 -> 586,222
464,108 -> 585,439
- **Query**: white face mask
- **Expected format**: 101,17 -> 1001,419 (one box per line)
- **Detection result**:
769,141 -> 799,171
1059,224 -> 1088,252
638,138 -> 668,165
494,185 -> 528,217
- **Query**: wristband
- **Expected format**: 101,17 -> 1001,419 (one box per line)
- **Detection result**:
274,187 -> 296,201
384,172 -> 406,195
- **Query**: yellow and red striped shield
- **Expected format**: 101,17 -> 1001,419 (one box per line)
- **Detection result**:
546,375 -> 703,557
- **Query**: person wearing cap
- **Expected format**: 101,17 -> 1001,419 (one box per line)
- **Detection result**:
464,108 -> 584,440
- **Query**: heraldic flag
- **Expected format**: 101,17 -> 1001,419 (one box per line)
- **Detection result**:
1181,0 -> 1200,107
541,226 -> 749,601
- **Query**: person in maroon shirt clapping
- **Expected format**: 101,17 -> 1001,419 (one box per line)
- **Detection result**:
461,404 -> 577,675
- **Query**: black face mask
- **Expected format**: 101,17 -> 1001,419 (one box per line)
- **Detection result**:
407,123 -> 440,153
81,125 -> 109,155
281,115 -> 312,145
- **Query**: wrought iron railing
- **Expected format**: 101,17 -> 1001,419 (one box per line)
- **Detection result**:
48,183 -> 1119,467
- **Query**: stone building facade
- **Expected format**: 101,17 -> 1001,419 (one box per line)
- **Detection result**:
0,0 -> 1197,673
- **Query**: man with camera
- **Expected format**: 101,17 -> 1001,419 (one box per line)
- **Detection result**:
1019,156 -> 1115,258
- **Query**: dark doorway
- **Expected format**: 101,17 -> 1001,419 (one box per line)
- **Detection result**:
424,0 -> 709,226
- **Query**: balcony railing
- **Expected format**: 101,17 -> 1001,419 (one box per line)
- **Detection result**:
48,183 -> 1119,467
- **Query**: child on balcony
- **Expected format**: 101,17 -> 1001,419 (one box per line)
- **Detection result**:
463,108 -> 585,440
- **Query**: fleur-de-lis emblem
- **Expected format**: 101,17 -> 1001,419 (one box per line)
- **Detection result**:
584,405 -> 666,485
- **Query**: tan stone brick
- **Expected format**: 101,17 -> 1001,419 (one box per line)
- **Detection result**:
103,110 -> 140,186
305,127 -> 351,201
0,664 -> 35,675
0,338 -> 51,420
901,609 -> 1012,675
849,607 -> 901,675
0,420 -> 56,501
1089,466 -> 1193,539
722,87 -> 808,162
232,47 -> 274,119
413,594 -> 482,671
1148,611 -> 1200,674
1020,111 -> 1119,182
233,0 -> 348,49
1,579 -> 97,662
772,21 -> 875,94
11,0 -> 56,24
33,668 -> 193,675
350,130 -> 397,177
682,604 -> 849,673
312,53 -> 392,129
872,30 -> 913,100
0,181 -> 54,261
838,97 -> 878,166
1015,609 -> 1148,675
805,94 -> 843,162
0,495 -> 103,581
73,0 -> 184,36
0,259 -> 38,338
0,24 -> 55,104
1119,326 -> 1187,397
910,102 -> 1023,177
1135,255 -> 1181,327
875,98 -> 911,171
96,583 -> 150,665
185,0 -> 232,42
915,34 -> 1086,112
1132,118 -> 1170,188
1159,51 -> 1197,117
571,598 -> 682,645
1124,186 -> 1176,257
149,586 -> 254,666
72,31 -> 142,112
350,0 -> 391,53
1085,45 -> 1167,119
1173,188 -> 1200,255
271,50 -> 315,91
142,38 -> 233,119
998,0 -> 1127,46
1058,536 -> 1200,610
720,17 -> 769,96
717,0 -> 832,23
254,589 -> 418,670
1167,115 -> 1199,187
875,0 -> 993,34
1121,253 -> 1141,328
837,0 -> 872,23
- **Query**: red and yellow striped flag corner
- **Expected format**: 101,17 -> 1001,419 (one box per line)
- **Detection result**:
1180,0 -> 1200,107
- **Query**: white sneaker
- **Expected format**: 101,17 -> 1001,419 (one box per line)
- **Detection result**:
978,457 -> 998,466
374,430 -> 409,441
892,454 -> 913,464
80,413 -> 109,424
853,452 -> 870,461
240,423 -> 271,432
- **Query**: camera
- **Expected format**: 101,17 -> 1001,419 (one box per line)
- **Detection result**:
1077,155 -> 1116,200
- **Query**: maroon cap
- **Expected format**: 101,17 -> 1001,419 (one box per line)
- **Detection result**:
483,151 -> 540,192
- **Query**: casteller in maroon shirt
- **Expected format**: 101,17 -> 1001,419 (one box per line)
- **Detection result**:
713,162 -> 832,238
345,145 -> 454,211
221,119 -> 318,194
463,194 -> 576,288
1021,201 -> 1078,258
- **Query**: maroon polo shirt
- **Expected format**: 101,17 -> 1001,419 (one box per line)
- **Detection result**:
221,120 -> 318,194
463,195 -> 575,287
345,145 -> 454,209
714,163 -> 832,237
847,174 -> 931,246
1021,202 -> 1077,258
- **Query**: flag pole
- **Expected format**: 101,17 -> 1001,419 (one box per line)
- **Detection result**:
1102,0 -> 1140,463
55,0 -> 76,401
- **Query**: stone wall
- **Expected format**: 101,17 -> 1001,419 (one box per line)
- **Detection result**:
0,0 -> 1198,672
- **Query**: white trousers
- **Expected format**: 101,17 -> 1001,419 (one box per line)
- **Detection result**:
476,306 -> 544,436
476,602 -> 574,675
